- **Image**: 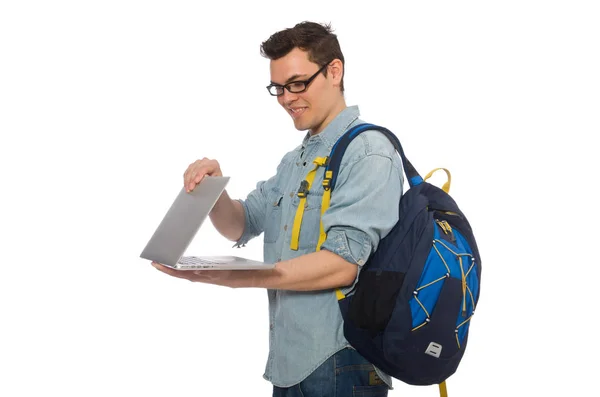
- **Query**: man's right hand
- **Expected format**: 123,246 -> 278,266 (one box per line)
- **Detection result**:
183,157 -> 223,193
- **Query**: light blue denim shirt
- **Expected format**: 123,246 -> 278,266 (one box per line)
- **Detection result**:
235,105 -> 403,388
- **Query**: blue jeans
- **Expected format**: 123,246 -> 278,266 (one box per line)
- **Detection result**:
272,347 -> 389,397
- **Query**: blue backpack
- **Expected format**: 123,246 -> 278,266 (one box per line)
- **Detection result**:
315,124 -> 481,395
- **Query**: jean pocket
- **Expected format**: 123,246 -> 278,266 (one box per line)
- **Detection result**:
353,385 -> 389,397
264,193 -> 283,243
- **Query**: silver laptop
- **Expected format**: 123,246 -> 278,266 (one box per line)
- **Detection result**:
140,176 -> 274,270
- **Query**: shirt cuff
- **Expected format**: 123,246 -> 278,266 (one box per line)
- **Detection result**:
320,228 -> 372,294
320,227 -> 372,266
324,227 -> 374,290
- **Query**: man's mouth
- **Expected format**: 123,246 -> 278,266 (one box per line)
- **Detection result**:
289,107 -> 307,119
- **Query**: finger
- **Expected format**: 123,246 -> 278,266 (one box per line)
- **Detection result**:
184,162 -> 200,192
190,167 -> 215,191
194,171 -> 206,184
186,160 -> 207,192
188,170 -> 205,192
151,261 -> 171,273
152,262 -> 185,278
184,164 -> 195,190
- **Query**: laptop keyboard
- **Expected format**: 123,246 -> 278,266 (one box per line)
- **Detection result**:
178,256 -> 227,265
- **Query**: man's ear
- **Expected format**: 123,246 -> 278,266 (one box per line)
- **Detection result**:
328,59 -> 344,87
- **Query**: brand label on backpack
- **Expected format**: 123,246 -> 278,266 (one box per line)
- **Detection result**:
425,342 -> 443,358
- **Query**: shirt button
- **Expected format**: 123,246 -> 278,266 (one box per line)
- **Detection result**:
358,259 -> 365,265
284,225 -> 288,231
270,323 -> 274,330
289,192 -> 294,198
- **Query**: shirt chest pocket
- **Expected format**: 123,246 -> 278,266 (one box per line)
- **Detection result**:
264,190 -> 284,244
289,186 -> 324,251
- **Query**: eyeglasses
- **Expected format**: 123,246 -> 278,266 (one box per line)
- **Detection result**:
266,62 -> 331,96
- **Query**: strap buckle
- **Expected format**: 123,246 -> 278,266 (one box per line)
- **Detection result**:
322,170 -> 333,191
297,180 -> 309,198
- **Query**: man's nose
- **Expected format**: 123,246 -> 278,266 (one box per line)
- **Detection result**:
280,88 -> 299,105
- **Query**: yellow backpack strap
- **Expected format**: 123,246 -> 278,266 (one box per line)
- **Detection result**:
319,169 -> 346,301
290,157 -> 328,250
316,169 -> 333,251
439,381 -> 448,397
423,167 -> 451,193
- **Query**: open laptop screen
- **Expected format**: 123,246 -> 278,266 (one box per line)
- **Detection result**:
139,176 -> 230,267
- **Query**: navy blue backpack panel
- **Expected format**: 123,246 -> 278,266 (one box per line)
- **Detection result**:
324,123 -> 482,387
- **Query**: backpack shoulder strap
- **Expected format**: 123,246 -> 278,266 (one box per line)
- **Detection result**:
309,123 -> 422,250
323,123 -> 422,195
318,123 -> 420,300
318,123 -> 422,248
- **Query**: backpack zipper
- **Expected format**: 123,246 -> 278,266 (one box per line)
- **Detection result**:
435,219 -> 456,244
434,217 -> 468,316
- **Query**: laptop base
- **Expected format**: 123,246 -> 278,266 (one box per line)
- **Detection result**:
163,256 -> 275,270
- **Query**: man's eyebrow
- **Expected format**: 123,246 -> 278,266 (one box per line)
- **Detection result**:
284,73 -> 306,84
270,73 -> 309,86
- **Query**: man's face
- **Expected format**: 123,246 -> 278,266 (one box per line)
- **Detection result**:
269,48 -> 339,135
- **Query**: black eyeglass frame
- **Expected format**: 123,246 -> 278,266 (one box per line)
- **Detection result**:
266,61 -> 332,96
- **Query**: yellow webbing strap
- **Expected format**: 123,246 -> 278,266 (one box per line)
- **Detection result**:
423,168 -> 452,193
316,170 -> 333,251
290,157 -> 328,250
318,169 -> 346,301
439,381 -> 448,397
290,161 -> 346,301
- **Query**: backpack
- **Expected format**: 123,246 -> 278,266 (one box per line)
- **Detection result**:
294,123 -> 482,396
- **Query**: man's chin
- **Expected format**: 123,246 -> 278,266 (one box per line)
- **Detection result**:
292,120 -> 310,132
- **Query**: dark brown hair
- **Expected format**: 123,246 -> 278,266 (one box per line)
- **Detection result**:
260,21 -> 345,91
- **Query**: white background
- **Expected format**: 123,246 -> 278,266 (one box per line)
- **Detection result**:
1,1 -> 598,396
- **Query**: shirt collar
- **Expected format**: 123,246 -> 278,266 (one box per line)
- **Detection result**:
301,105 -> 360,150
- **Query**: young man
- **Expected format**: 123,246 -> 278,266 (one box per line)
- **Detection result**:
152,21 -> 403,396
